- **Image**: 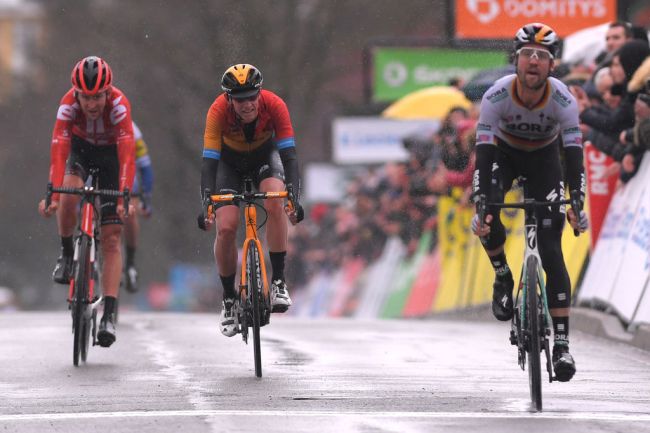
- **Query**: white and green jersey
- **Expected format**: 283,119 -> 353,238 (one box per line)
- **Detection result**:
476,75 -> 582,151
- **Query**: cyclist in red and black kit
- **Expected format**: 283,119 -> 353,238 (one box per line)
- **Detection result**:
198,64 -> 304,337
471,24 -> 589,382
38,56 -> 135,347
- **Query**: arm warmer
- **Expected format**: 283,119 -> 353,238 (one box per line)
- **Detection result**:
564,146 -> 586,202
279,147 -> 301,199
200,158 -> 219,201
474,145 -> 497,202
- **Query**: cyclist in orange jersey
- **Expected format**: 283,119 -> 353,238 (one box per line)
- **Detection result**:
38,56 -> 135,347
198,64 -> 304,337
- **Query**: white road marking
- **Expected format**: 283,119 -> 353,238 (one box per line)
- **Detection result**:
1,410 -> 650,422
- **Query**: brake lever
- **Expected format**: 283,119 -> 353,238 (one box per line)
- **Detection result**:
569,190 -> 581,237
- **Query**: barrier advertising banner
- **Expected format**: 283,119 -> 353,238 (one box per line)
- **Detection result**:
584,142 -> 618,249
455,0 -> 617,39
579,154 -> 649,315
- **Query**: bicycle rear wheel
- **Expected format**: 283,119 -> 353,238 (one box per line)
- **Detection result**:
526,255 -> 543,411
247,243 -> 263,378
73,236 -> 91,366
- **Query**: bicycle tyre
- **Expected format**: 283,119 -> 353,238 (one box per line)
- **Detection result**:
247,243 -> 263,378
526,255 -> 543,411
73,236 -> 91,366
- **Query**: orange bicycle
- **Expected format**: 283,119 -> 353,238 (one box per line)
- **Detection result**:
204,177 -> 296,378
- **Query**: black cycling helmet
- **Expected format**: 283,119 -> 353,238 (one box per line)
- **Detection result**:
514,23 -> 559,59
221,64 -> 263,99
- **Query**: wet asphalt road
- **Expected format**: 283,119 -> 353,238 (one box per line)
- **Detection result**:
0,312 -> 649,433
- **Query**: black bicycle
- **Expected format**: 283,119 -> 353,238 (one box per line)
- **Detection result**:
204,177 -> 296,377
477,179 -> 582,411
46,169 -> 129,366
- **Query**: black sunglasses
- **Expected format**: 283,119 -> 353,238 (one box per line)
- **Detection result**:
231,93 -> 259,102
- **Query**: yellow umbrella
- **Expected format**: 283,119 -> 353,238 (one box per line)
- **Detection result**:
382,86 -> 473,120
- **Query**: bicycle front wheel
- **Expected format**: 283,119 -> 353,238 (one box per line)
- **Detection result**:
526,255 -> 543,411
73,236 -> 92,366
247,242 -> 263,378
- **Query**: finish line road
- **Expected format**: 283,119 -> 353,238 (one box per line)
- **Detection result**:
0,312 -> 648,433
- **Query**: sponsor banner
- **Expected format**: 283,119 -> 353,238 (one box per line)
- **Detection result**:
455,0 -> 617,39
354,237 -> 406,318
608,155 -> 650,322
327,258 -> 366,317
579,153 -> 649,308
382,230 -> 433,318
433,195 -> 466,311
584,142 -> 617,249
332,117 -> 438,165
403,249 -> 441,317
373,47 -> 506,102
294,270 -> 334,318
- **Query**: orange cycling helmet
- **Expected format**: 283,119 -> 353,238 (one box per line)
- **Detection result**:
514,23 -> 559,58
71,56 -> 113,95
221,64 -> 263,99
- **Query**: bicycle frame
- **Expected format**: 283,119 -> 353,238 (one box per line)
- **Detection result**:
46,170 -> 129,365
478,180 -> 582,411
205,177 -> 292,377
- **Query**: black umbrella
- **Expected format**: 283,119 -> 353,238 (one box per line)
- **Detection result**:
462,65 -> 516,102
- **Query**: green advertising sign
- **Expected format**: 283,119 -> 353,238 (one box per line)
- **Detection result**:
373,47 -> 507,102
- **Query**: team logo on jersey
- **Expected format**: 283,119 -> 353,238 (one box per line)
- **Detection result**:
477,123 -> 491,131
57,104 -> 76,121
505,122 -> 554,134
110,104 -> 127,125
552,90 -> 572,108
486,87 -> 508,103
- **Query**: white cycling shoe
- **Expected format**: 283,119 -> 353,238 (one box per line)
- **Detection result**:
220,299 -> 239,337
271,279 -> 292,313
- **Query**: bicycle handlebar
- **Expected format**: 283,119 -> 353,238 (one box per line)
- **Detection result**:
477,189 -> 583,237
46,182 -> 130,214
203,186 -> 296,221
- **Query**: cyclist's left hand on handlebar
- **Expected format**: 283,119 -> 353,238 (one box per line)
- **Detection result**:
471,213 -> 492,236
285,200 -> 304,225
38,199 -> 58,218
568,208 -> 589,232
197,212 -> 214,231
117,203 -> 135,220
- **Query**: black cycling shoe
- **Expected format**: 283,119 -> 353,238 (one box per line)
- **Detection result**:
553,344 -> 576,382
97,315 -> 116,347
53,254 -> 74,284
492,276 -> 514,321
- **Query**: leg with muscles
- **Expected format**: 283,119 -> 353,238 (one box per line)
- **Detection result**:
53,174 -> 84,284
538,227 -> 576,382
481,214 -> 515,321
260,177 -> 292,313
215,205 -> 240,337
98,223 -> 122,347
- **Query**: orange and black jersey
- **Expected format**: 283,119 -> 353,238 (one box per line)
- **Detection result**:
200,89 -> 300,200
203,89 -> 295,159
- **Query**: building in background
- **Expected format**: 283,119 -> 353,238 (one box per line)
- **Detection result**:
0,0 -> 43,102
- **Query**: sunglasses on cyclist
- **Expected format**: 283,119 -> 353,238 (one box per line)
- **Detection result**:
231,92 -> 260,103
517,47 -> 553,61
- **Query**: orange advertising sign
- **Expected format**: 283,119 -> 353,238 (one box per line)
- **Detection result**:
455,0 -> 617,39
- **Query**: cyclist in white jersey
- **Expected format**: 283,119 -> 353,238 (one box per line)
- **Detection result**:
471,23 -> 588,382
